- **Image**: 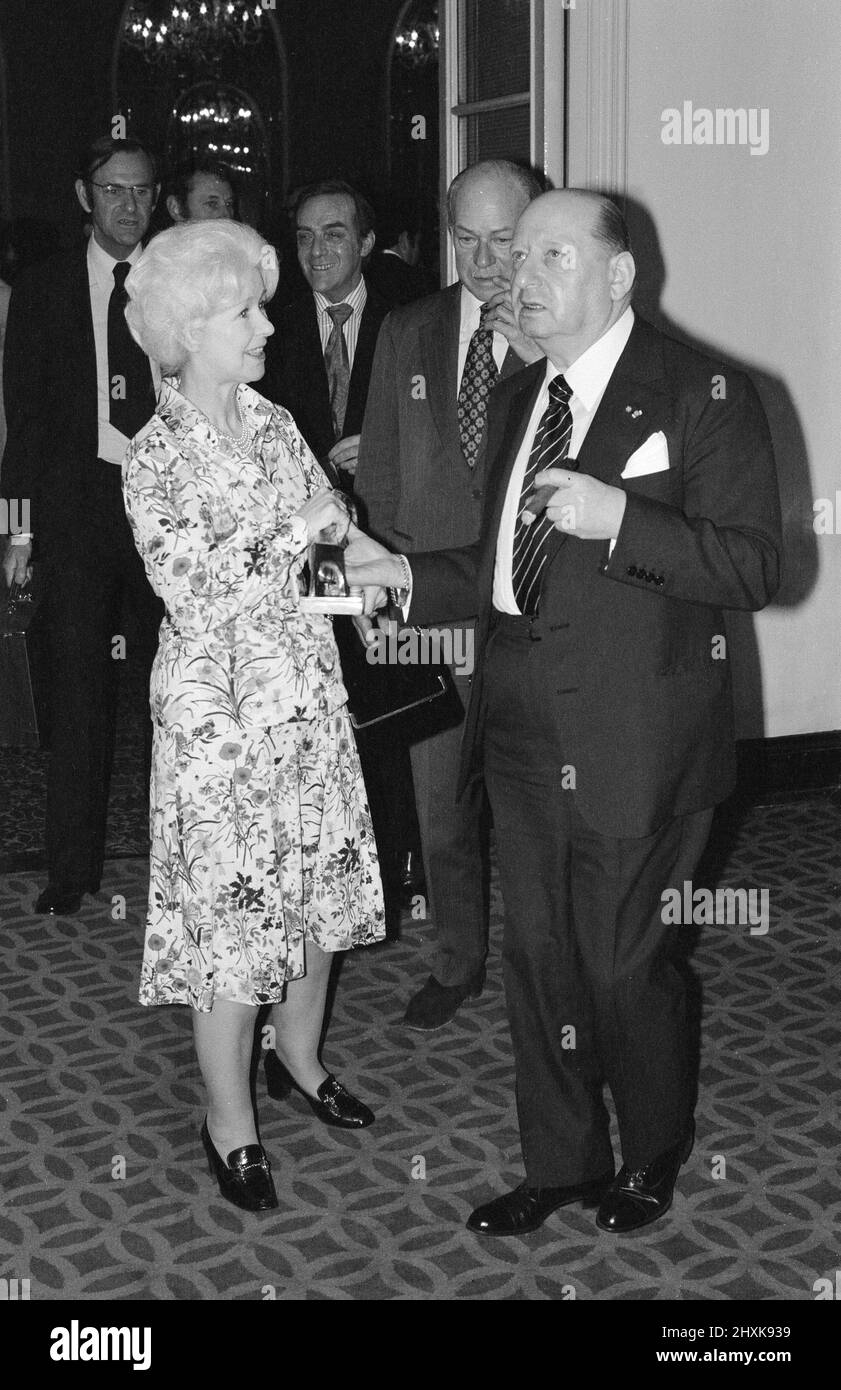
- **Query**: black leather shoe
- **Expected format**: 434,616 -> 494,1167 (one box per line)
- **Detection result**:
596,1125 -> 695,1234
35,884 -> 84,915
264,1053 -> 375,1129
398,849 -> 426,904
200,1119 -> 278,1211
403,969 -> 485,1031
467,1174 -> 615,1236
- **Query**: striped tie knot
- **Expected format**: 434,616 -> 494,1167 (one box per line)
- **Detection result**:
548,373 -> 572,407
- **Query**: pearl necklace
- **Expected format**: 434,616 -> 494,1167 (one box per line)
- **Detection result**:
215,412 -> 249,446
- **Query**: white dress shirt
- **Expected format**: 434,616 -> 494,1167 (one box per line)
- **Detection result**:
457,284 -> 510,387
87,235 -> 160,466
314,274 -> 367,371
492,305 -> 635,613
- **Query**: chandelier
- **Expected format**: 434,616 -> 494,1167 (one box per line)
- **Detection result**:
394,15 -> 439,69
124,2 -> 266,65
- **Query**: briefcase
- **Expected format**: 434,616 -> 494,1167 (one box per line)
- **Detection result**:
333,613 -> 455,730
0,580 -> 49,748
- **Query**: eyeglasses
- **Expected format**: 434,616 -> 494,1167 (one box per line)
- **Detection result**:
89,182 -> 155,201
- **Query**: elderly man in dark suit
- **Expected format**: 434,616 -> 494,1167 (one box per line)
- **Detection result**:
354,160 -> 542,1030
347,188 -> 781,1235
1,135 -> 163,916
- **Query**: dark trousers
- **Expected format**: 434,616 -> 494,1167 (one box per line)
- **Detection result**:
42,459 -> 162,891
409,675 -> 489,987
354,717 -> 421,888
482,613 -> 713,1185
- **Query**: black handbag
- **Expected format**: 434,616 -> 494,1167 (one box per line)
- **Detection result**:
0,580 -> 49,748
333,612 -> 456,730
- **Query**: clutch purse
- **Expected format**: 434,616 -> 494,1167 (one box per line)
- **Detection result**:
0,579 -> 50,748
333,613 -> 455,730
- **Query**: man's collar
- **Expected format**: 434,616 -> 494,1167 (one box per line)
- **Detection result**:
459,283 -> 484,329
547,306 -> 635,408
87,232 -> 143,284
313,274 -> 367,316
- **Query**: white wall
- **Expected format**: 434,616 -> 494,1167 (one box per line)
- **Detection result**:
570,0 -> 841,737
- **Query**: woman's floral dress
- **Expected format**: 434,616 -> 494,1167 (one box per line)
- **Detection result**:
122,379 -> 385,1011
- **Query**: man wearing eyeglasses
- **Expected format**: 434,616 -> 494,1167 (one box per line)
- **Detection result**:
1,134 -> 163,916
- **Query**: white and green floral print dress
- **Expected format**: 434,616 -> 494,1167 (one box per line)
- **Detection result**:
122,379 -> 385,1011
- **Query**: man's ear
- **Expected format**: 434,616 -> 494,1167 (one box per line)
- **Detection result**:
361,230 -> 375,259
609,251 -> 636,301
166,194 -> 185,223
75,178 -> 92,215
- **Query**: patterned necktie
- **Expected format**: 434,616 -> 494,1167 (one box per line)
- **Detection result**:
511,374 -> 574,615
108,261 -> 155,439
457,302 -> 499,468
324,302 -> 353,440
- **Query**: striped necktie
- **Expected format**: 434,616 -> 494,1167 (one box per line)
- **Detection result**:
324,302 -> 353,440
457,302 -> 499,468
511,374 -> 574,615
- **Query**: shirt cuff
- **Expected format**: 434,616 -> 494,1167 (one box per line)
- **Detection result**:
9,533 -> 32,546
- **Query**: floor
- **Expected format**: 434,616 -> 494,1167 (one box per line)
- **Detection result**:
1,717 -> 838,1299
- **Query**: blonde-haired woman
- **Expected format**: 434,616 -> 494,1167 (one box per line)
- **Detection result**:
123,220 -> 384,1211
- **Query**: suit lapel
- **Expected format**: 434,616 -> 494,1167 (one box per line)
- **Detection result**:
420,284 -> 465,469
541,317 -> 670,570
300,296 -> 331,423
347,286 -> 386,424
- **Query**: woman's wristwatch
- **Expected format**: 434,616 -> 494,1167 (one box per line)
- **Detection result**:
388,554 -> 412,609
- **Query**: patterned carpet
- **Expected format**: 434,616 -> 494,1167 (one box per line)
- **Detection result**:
1,792 -> 838,1301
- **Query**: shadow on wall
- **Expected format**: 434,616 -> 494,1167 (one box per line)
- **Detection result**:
624,195 -> 815,740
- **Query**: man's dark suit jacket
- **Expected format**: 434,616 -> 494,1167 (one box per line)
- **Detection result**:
2,244 -> 99,545
355,282 -> 528,553
365,251 -> 436,307
261,279 -> 391,467
408,315 -> 782,839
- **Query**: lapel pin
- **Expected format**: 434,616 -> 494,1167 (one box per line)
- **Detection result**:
625,404 -> 644,419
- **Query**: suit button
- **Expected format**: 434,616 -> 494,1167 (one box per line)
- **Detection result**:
656,575 -> 665,587
472,488 -> 482,499
627,565 -> 638,577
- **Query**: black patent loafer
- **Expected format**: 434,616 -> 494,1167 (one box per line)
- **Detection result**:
467,1174 -> 615,1236
264,1053 -> 375,1129
309,1073 -> 374,1128
596,1125 -> 695,1234
200,1119 -> 278,1211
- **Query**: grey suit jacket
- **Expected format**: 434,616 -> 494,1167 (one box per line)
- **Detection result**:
354,283 -> 529,552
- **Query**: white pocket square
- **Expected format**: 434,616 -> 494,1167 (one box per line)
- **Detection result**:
620,431 -> 669,478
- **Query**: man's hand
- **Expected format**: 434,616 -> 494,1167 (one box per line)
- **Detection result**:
2,539 -> 33,589
344,524 -> 398,618
482,278 -> 544,365
328,433 -> 361,477
533,468 -> 627,541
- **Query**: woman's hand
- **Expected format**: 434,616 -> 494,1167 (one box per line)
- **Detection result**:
295,489 -> 351,545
